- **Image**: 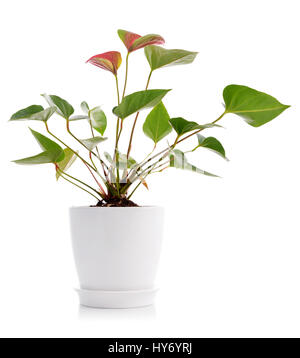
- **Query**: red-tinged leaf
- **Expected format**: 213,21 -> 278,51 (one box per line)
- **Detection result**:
132,34 -> 165,52
118,29 -> 164,52
118,29 -> 141,51
86,51 -> 122,75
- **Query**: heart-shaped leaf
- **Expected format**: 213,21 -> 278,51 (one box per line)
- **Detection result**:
81,101 -> 89,114
143,102 -> 172,143
113,89 -> 171,119
89,107 -> 107,135
131,34 -> 165,52
10,105 -> 56,122
42,94 -> 74,119
118,29 -> 164,52
13,152 -> 63,165
13,128 -> 65,165
144,46 -> 198,71
56,148 -> 77,179
117,29 -> 140,51
223,85 -> 290,127
169,149 -> 218,177
169,117 -> 220,136
86,51 -> 122,75
81,136 -> 107,151
195,134 -> 227,159
10,105 -> 43,120
29,128 -> 64,156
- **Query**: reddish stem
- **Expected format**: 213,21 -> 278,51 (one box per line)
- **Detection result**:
85,158 -> 106,196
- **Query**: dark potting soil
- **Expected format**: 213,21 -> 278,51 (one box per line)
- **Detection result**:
91,197 -> 139,207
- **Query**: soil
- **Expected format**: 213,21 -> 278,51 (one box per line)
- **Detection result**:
92,197 -> 139,207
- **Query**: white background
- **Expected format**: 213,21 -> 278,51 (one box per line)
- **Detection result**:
0,0 -> 299,338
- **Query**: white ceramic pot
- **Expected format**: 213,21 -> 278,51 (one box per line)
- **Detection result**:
69,206 -> 164,308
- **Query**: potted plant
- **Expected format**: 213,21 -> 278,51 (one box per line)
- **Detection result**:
10,29 -> 290,308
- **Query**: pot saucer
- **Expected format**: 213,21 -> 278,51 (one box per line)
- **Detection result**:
75,287 -> 159,309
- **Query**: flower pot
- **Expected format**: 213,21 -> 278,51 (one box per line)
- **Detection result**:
69,206 -> 164,308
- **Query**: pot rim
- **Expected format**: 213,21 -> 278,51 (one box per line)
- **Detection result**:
69,205 -> 163,210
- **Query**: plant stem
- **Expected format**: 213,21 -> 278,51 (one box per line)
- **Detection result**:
46,122 -> 107,196
128,160 -> 168,200
152,160 -> 169,171
127,143 -> 156,179
127,180 -> 142,200
127,112 -> 227,188
57,166 -> 101,196
66,120 -> 96,162
122,52 -> 129,99
114,52 -> 128,159
57,169 -> 100,201
128,139 -> 177,183
88,151 -> 99,172
126,70 -> 153,160
151,165 -> 169,174
116,119 -> 124,143
89,121 -> 109,182
134,147 -> 169,172
137,111 -> 227,172
83,158 -> 107,196
138,112 -> 227,180
145,69 -> 153,90
129,155 -> 166,186
113,74 -> 122,195
115,74 -> 121,154
114,74 -> 121,151
65,120 -> 107,193
65,120 -> 109,191
45,122 -> 95,171
176,111 -> 226,145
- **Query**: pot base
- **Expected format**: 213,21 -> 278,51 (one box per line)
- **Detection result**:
76,287 -> 159,309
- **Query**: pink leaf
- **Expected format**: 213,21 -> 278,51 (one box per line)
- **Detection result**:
118,29 -> 165,52
86,51 -> 122,75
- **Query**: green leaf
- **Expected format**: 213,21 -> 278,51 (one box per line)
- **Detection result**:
10,105 -> 56,122
104,151 -> 113,164
89,107 -> 107,135
81,136 -> 107,151
56,148 -> 77,180
223,85 -> 290,127
144,46 -> 198,71
13,152 -> 62,165
195,134 -> 227,159
81,101 -> 90,114
169,117 -> 220,136
143,102 -> 172,143
29,128 -> 59,153
69,115 -> 90,121
10,105 -> 44,120
104,151 -> 136,169
31,107 -> 56,122
116,153 -> 136,169
113,89 -> 171,119
169,149 -> 218,177
13,128 -> 65,165
41,94 -> 74,119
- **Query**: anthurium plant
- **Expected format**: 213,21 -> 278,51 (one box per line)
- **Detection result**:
10,29 -> 290,207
